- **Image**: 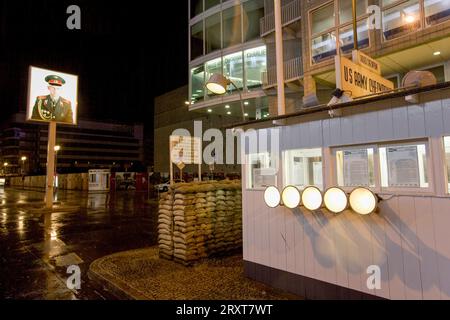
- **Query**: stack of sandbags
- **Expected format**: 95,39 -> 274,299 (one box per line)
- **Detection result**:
158,192 -> 174,260
157,180 -> 242,265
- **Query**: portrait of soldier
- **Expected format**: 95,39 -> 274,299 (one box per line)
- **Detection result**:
31,75 -> 73,123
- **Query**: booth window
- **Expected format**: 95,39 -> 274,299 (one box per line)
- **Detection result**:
247,153 -> 277,189
223,51 -> 244,92
336,147 -> 375,188
444,137 -> 450,193
283,148 -> 323,190
379,142 -> 429,189
425,0 -> 450,26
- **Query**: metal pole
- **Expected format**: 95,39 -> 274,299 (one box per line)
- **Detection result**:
45,121 -> 57,208
274,0 -> 286,116
230,81 -> 246,121
352,0 -> 358,50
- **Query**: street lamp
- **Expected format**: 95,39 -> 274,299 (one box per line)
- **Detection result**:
3,162 -> 8,175
206,73 -> 246,121
21,156 -> 27,175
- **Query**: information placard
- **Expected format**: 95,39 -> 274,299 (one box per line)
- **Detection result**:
387,146 -> 420,188
343,149 -> 370,187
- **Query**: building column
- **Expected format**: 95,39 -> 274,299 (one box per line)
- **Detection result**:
302,75 -> 319,107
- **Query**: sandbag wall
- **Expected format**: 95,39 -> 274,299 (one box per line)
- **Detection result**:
157,180 -> 242,265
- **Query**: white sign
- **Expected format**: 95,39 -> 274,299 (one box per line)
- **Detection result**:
27,66 -> 78,125
352,50 -> 381,75
170,136 -> 202,165
387,146 -> 420,188
343,149 -> 370,187
335,56 -> 394,99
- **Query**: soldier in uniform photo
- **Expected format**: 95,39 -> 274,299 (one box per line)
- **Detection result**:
31,75 -> 73,123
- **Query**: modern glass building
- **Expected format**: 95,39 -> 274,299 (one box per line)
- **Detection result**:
189,0 -> 450,118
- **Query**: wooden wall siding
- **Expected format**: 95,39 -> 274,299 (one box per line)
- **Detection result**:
243,90 -> 450,300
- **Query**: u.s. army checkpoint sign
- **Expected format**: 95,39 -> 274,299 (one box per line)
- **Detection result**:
335,55 -> 394,99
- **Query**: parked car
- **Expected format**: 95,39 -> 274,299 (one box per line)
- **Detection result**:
155,179 -> 184,192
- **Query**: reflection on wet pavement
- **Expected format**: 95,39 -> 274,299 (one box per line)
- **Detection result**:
0,188 -> 158,300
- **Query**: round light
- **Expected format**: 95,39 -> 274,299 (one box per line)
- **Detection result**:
225,105 -> 230,109
206,82 -> 226,94
207,109 -> 212,113
227,111 -> 231,115
404,15 -> 415,23
264,186 -> 281,208
21,156 -> 27,161
434,51 -> 441,56
302,186 -> 323,211
281,186 -> 301,209
349,187 -> 377,215
324,187 -> 348,214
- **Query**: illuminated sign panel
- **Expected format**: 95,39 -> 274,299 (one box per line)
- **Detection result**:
27,66 -> 78,125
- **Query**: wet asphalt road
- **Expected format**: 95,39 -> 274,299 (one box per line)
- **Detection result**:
0,187 -> 158,300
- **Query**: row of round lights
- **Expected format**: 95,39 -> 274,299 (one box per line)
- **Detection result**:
264,185 -> 379,215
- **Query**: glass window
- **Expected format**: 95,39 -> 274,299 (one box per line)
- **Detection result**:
191,21 -> 204,60
425,0 -> 450,26
311,3 -> 335,35
190,0 -> 203,18
382,0 -> 421,41
243,0 -> 265,42
311,32 -> 337,63
336,148 -> 375,188
191,65 -> 205,102
205,0 -> 220,11
205,58 -> 223,96
339,19 -> 369,54
247,153 -> 277,189
445,137 -> 450,193
339,0 -> 367,24
244,46 -> 267,90
223,51 -> 243,92
283,148 -> 323,190
206,13 -> 222,54
379,143 -> 429,188
223,5 -> 242,48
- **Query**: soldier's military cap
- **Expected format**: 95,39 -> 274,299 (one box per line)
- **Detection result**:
45,75 -> 66,87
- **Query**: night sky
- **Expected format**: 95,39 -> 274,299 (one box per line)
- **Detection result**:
0,0 -> 188,124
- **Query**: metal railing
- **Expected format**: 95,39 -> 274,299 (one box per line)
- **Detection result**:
260,0 -> 301,36
262,57 -> 303,88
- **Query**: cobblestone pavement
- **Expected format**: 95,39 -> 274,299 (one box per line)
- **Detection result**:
0,188 -> 158,300
89,247 -> 301,300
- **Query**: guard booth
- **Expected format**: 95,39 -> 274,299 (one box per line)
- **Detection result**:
88,169 -> 110,192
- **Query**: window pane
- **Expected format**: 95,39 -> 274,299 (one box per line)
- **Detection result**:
425,0 -> 450,26
223,51 -> 243,92
206,13 -> 222,54
336,148 -> 375,187
247,153 -> 277,189
190,0 -> 203,18
191,66 -> 205,102
191,21 -> 204,60
243,0 -> 265,42
445,137 -> 450,193
283,149 -> 323,190
380,144 -> 429,188
382,0 -> 421,41
205,58 -> 223,96
339,20 -> 369,54
311,31 -> 337,63
223,5 -> 242,48
311,3 -> 335,35
244,46 -> 266,90
339,0 -> 367,24
205,0 -> 220,11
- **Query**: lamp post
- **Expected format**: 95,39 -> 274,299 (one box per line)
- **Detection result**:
21,156 -> 27,175
206,74 -> 246,121
3,162 -> 8,176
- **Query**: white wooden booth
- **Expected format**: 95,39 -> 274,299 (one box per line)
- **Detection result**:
88,169 -> 110,192
241,86 -> 450,300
